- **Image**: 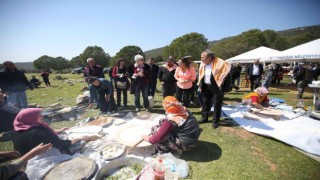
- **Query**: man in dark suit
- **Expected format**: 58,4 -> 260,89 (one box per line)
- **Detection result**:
148,58 -> 159,97
247,59 -> 264,91
198,49 -> 231,129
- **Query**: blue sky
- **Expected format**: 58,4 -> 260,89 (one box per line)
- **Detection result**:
0,0 -> 319,63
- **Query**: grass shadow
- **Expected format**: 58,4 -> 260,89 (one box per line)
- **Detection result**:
268,93 -> 282,95
182,140 -> 222,162
224,97 -> 242,102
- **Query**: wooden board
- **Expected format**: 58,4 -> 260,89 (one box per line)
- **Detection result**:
66,126 -> 103,139
44,157 -> 97,180
115,123 -> 153,147
250,108 -> 283,120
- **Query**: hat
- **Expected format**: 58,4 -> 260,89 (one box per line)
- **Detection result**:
134,54 -> 144,62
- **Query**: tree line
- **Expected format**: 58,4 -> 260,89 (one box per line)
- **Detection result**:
33,28 -> 320,72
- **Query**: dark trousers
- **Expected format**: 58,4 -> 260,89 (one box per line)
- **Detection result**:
202,84 -> 224,123
149,79 -> 157,97
162,83 -> 176,98
175,86 -> 192,107
250,75 -> 261,91
99,93 -> 117,113
116,88 -> 127,106
190,82 -> 196,101
43,78 -> 50,86
134,85 -> 149,109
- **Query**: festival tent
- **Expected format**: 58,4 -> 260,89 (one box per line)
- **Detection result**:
267,38 -> 320,63
226,46 -> 281,64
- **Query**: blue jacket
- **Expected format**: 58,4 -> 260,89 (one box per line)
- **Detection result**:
94,78 -> 113,95
0,68 -> 33,92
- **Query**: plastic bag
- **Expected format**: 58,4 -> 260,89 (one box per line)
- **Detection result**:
158,153 -> 189,178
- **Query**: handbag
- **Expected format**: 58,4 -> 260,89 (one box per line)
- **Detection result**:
116,81 -> 127,90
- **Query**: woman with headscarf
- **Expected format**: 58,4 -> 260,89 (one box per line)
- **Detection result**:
242,87 -> 269,109
142,96 -> 200,155
12,108 -> 80,155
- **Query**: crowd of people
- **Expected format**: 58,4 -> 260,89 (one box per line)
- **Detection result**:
1,49 -> 320,179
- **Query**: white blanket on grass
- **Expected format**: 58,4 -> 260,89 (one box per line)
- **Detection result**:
222,106 -> 320,156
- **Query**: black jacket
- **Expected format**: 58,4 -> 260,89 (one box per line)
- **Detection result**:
247,64 -> 264,76
12,126 -> 71,155
150,64 -> 159,80
158,66 -> 177,84
128,63 -> 150,90
0,68 -> 33,92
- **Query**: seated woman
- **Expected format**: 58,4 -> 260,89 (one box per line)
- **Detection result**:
242,87 -> 269,109
0,143 -> 52,180
142,96 -> 200,155
12,108 -> 80,155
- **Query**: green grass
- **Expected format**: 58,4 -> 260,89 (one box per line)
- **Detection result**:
1,73 -> 319,179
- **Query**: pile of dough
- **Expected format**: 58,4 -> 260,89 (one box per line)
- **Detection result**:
101,143 -> 124,160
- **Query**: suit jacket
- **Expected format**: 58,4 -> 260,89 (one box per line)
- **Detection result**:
247,64 -> 263,76
198,57 -> 231,88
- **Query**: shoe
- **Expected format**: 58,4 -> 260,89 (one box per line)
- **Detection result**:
198,119 -> 208,124
212,122 -> 219,129
190,101 -> 196,105
145,108 -> 149,112
135,108 -> 140,112
94,106 -> 100,109
99,111 -> 110,115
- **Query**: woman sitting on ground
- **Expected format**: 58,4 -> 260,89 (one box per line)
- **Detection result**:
142,96 -> 200,155
0,143 -> 52,180
12,108 -> 81,155
242,87 -> 269,109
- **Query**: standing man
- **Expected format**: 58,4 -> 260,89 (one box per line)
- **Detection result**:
40,71 -> 51,87
128,55 -> 150,112
233,63 -> 242,90
83,58 -> 104,109
148,58 -> 159,97
198,50 -> 231,129
0,61 -> 33,109
247,59 -> 264,91
158,56 -> 178,98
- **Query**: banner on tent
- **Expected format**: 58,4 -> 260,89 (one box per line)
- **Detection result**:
270,54 -> 320,61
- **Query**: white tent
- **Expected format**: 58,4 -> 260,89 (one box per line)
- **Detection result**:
267,38 -> 320,63
226,46 -> 281,64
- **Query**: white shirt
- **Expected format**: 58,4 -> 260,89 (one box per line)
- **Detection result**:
252,64 -> 260,75
204,63 -> 213,84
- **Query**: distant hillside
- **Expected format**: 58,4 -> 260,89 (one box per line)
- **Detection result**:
144,24 -> 320,59
15,62 -> 35,72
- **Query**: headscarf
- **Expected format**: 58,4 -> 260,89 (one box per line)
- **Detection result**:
162,96 -> 189,126
254,87 -> 269,96
13,108 -> 56,134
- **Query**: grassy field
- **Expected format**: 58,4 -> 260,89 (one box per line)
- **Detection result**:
1,73 -> 319,179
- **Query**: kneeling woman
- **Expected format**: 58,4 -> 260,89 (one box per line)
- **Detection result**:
142,96 -> 200,154
12,108 -> 80,155
242,87 -> 269,109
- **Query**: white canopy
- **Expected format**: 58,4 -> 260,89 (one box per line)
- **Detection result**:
227,46 -> 281,64
267,38 -> 320,63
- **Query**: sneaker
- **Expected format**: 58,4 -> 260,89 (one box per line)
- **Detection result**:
145,108 -> 149,112
135,108 -> 140,112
